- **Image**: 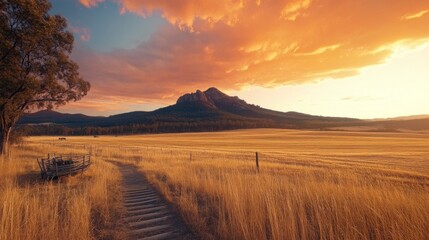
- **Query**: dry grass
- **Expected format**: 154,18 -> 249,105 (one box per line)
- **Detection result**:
10,129 -> 429,240
0,142 -> 126,240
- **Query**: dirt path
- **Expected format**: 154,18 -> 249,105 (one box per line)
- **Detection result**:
116,163 -> 197,240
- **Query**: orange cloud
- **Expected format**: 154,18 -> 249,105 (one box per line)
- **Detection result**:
121,0 -> 247,30
69,26 -> 91,42
79,0 -> 104,8
403,9 -> 429,20
74,0 -> 429,107
280,0 -> 312,21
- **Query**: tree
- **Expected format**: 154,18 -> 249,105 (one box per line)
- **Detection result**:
0,0 -> 90,155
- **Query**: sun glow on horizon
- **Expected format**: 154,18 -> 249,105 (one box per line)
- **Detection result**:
227,43 -> 429,119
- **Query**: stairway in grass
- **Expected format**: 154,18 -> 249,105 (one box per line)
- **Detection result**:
117,163 -> 197,240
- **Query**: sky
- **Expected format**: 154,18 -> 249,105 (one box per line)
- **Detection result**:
49,0 -> 429,119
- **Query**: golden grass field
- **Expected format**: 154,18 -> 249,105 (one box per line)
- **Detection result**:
1,129 -> 429,239
0,141 -> 127,240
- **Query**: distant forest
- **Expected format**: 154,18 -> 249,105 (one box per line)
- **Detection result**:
18,119 -> 279,136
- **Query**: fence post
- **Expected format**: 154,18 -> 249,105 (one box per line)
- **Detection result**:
256,152 -> 260,173
81,156 -> 85,174
54,159 -> 58,177
41,158 -> 45,174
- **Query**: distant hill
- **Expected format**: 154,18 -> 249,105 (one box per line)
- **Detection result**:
364,118 -> 429,131
18,87 -> 429,135
19,110 -> 105,126
368,115 -> 429,121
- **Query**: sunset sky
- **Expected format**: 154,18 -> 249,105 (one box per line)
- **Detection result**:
50,0 -> 429,119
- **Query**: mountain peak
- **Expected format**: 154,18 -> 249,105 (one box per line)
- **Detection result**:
207,87 -> 218,91
175,87 -> 254,115
204,87 -> 222,93
176,88 -> 216,108
204,87 -> 229,99
176,87 -> 236,106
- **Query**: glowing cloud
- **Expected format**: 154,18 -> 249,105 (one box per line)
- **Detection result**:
79,0 -> 104,8
79,0 -> 245,29
69,26 -> 91,42
293,44 -> 341,56
280,0 -> 312,21
74,0 -> 429,105
403,9 -> 429,20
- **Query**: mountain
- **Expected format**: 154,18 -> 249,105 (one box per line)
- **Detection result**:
17,87 -> 429,135
19,110 -> 105,126
368,115 -> 429,121
21,87 -> 357,124
176,87 -> 313,120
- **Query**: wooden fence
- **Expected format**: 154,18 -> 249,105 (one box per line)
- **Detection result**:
36,154 -> 91,180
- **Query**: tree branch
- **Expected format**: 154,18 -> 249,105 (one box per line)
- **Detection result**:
29,98 -> 59,103
0,38 -> 19,62
7,82 -> 26,100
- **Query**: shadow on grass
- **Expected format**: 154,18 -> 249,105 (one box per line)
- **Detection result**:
15,171 -> 44,187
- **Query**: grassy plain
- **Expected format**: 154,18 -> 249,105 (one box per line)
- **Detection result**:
2,129 -> 429,239
0,142 -> 126,240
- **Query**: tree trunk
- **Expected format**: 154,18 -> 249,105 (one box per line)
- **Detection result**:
0,125 -> 11,156
1,108 -> 20,157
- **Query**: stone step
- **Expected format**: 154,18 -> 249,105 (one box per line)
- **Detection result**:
137,231 -> 175,240
124,193 -> 158,200
129,215 -> 172,228
124,210 -> 169,222
126,203 -> 160,211
124,196 -> 159,204
123,188 -> 151,193
127,206 -> 167,216
124,198 -> 158,207
130,224 -> 172,235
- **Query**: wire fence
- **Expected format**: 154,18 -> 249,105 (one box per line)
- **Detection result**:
32,142 -> 280,167
27,141 -> 429,179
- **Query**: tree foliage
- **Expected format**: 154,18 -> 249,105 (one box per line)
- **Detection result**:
0,0 -> 90,155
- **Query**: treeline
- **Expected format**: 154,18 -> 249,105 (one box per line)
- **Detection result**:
17,119 -> 278,136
